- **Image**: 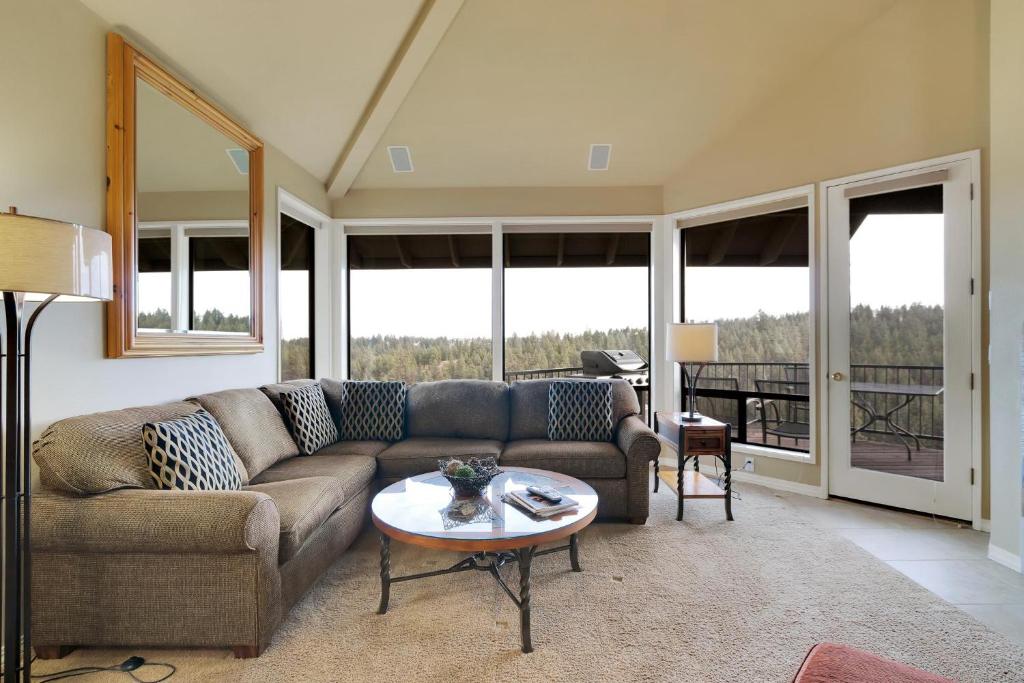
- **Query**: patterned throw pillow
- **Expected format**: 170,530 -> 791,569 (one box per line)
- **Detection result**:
143,409 -> 243,491
338,381 -> 406,442
282,383 -> 339,455
547,381 -> 615,442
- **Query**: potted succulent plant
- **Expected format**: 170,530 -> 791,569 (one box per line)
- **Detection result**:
438,456 -> 502,497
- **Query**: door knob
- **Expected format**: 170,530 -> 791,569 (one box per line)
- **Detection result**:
831,371 -> 845,381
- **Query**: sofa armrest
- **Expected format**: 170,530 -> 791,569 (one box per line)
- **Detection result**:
32,488 -> 280,555
616,415 -> 660,464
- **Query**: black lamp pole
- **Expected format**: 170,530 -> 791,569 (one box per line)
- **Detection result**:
2,291 -> 57,683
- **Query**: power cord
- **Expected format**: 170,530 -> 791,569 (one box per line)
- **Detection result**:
30,656 -> 176,682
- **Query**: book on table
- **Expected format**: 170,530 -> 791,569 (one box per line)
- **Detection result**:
504,489 -> 579,517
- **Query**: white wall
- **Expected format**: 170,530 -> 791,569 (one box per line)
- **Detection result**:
0,0 -> 329,435
987,0 -> 1024,568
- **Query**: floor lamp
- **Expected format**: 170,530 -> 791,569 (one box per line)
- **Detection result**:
666,322 -> 719,422
0,208 -> 112,682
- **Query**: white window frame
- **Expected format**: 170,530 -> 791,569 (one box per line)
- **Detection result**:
277,187 -> 334,381
662,185 -> 818,466
335,216 -> 657,393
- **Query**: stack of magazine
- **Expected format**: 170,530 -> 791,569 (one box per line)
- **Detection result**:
503,489 -> 579,518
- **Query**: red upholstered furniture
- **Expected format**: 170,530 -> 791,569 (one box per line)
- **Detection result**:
793,643 -> 956,683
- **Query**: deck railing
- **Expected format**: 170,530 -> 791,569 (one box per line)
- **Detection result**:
505,361 -> 944,454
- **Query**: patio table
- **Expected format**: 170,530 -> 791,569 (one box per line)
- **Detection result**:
849,382 -> 944,460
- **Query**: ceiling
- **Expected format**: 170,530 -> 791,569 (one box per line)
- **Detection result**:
80,0 -> 895,198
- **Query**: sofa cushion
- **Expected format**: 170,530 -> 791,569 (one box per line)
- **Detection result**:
33,401 -> 202,495
547,380 -> 614,442
406,380 -> 509,441
245,477 -> 346,564
499,439 -> 625,479
282,384 -> 339,455
143,410 -> 243,491
190,387 -> 297,479
509,378 -> 640,441
331,380 -> 407,442
260,379 -> 318,426
250,454 -> 377,502
376,437 -> 502,479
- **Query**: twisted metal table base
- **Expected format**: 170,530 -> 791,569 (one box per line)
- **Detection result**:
376,534 -> 581,653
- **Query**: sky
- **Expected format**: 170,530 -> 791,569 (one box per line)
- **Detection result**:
138,214 -> 944,340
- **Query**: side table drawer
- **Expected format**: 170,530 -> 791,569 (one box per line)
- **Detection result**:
684,431 -> 724,453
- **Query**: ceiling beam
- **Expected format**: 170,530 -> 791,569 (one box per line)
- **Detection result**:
706,224 -> 737,266
394,236 -> 412,268
605,234 -> 620,265
759,223 -> 795,266
326,0 -> 465,198
447,235 -> 461,267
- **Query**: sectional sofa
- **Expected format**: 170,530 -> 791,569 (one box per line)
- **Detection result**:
30,378 -> 659,658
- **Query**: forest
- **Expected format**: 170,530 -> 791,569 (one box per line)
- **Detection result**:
280,303 -> 943,381
137,308 -> 250,333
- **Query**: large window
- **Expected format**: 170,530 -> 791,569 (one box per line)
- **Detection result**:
347,233 -> 492,382
503,231 -> 650,415
280,214 -> 315,380
681,206 -> 811,453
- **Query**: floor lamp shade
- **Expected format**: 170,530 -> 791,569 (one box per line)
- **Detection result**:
665,323 -> 719,363
0,213 -> 112,300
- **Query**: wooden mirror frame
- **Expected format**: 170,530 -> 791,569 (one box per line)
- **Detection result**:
105,33 -> 264,358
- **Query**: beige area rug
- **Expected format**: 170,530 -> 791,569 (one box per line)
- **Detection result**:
34,482 -> 1024,682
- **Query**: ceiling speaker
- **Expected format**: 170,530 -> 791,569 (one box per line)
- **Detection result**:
388,146 -> 414,173
588,144 -> 612,171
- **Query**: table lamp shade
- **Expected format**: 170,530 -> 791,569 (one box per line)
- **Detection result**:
0,213 -> 113,300
666,323 -> 718,363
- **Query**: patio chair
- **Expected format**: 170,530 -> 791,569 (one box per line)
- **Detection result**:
683,375 -> 762,427
753,379 -> 810,446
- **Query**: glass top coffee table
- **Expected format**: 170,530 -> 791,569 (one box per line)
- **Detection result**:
371,467 -> 598,653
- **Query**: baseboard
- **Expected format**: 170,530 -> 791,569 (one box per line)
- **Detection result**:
975,518 -> 991,533
728,470 -> 827,499
988,543 -> 1022,573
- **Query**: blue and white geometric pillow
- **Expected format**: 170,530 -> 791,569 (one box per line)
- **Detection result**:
338,381 -> 406,442
282,383 -> 339,455
547,380 -> 615,442
143,409 -> 242,491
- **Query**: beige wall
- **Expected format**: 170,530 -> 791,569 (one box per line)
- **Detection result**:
987,0 -> 1024,561
0,0 -> 328,436
137,191 -> 249,222
333,186 -> 663,218
660,0 -> 990,500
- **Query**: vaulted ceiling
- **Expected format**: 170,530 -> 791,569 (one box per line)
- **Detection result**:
80,0 -> 895,199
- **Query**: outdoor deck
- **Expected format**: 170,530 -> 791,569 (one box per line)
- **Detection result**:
743,425 -> 944,482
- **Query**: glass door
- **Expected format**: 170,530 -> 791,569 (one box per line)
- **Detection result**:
826,160 -> 974,520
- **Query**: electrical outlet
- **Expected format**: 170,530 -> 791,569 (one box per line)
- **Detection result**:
743,458 -> 754,472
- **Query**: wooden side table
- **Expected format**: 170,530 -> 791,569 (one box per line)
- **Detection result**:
654,412 -> 733,521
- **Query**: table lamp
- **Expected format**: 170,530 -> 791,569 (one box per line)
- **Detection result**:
1,207 -> 112,682
666,322 -> 718,422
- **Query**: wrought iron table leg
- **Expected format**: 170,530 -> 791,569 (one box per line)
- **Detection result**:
569,533 -> 581,572
517,546 -> 535,653
883,395 -> 919,459
377,534 -> 391,615
676,456 -> 685,521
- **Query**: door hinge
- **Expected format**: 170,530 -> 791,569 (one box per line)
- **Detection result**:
970,467 -> 975,485
970,278 -> 975,295
970,183 -> 975,200
970,372 -> 975,390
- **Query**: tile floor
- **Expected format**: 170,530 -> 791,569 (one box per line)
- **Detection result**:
766,485 -> 1024,647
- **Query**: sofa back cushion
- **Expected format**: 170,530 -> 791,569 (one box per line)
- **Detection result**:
406,380 -> 509,441
34,401 -> 202,495
191,387 -> 298,478
509,378 -> 639,441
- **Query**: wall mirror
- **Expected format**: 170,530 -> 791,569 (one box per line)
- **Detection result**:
106,33 -> 264,357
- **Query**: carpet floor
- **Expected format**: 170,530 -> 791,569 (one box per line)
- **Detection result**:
34,482 -> 1024,682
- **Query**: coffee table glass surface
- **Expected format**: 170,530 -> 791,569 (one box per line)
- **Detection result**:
372,467 -> 598,551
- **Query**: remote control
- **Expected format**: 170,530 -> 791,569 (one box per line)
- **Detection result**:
527,485 -> 563,503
